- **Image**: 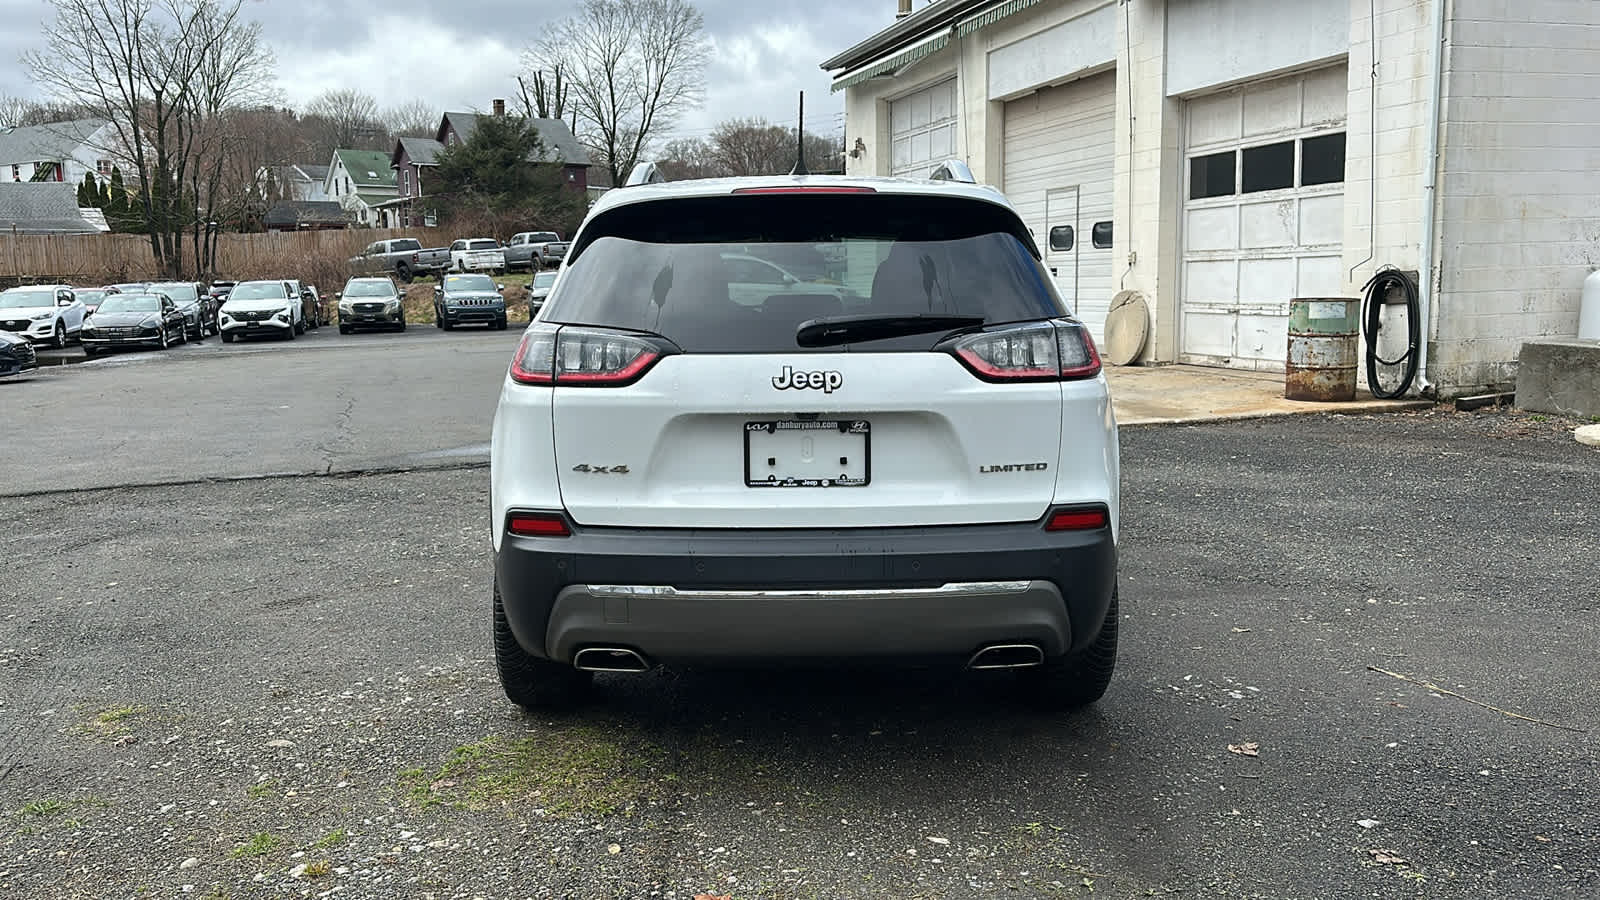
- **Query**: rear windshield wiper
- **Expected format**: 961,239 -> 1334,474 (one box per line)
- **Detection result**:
796,314 -> 986,348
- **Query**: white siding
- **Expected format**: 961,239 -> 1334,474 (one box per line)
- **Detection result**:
1431,0 -> 1600,391
1167,0 -> 1349,97
1004,71 -> 1117,341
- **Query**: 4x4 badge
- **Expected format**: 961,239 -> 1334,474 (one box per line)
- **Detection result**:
772,366 -> 843,393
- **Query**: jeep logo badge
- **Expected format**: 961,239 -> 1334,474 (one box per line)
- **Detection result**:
772,366 -> 843,393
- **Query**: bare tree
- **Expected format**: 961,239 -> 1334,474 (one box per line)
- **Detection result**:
26,0 -> 273,276
656,136 -> 720,180
660,119 -> 844,178
0,94 -> 98,128
383,98 -> 438,138
515,65 -> 569,122
305,88 -> 385,153
532,0 -> 709,187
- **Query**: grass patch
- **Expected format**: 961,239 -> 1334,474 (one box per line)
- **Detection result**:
76,703 -> 151,740
18,798 -> 67,818
244,778 -> 279,800
311,827 -> 347,849
303,860 -> 332,878
229,831 -> 284,859
401,727 -> 659,819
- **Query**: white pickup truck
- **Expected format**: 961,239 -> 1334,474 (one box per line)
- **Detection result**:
449,238 -> 507,274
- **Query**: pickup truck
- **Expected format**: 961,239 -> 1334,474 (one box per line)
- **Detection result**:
449,238 -> 507,273
349,238 -> 451,283
504,231 -> 563,272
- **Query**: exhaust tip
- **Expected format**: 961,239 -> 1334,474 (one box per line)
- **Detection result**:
572,647 -> 650,673
967,643 -> 1045,670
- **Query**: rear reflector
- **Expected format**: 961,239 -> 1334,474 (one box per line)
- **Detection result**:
507,513 -> 571,537
1044,507 -> 1109,531
730,186 -> 877,194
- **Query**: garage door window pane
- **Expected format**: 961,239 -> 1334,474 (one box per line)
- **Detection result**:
1091,221 -> 1112,249
1190,151 -> 1235,199
1049,225 -> 1074,252
1241,141 -> 1294,193
1301,133 -> 1346,186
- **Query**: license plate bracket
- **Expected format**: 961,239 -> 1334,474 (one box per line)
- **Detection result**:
745,420 -> 871,488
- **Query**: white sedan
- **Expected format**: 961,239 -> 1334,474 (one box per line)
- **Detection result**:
0,284 -> 87,348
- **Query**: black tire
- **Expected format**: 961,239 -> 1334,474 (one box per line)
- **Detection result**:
396,262 -> 413,284
157,326 -> 169,350
283,324 -> 296,341
188,317 -> 202,341
434,310 -> 442,329
176,323 -> 187,344
339,324 -> 351,335
395,315 -> 406,332
53,322 -> 66,349
496,317 -> 508,331
494,581 -> 591,710
1016,589 -> 1119,710
294,317 -> 306,336
221,330 -> 235,343
83,345 -> 99,357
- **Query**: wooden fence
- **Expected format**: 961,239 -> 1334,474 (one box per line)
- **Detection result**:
0,227 -> 451,285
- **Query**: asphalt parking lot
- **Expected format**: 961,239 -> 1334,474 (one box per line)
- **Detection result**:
1,333 -> 1597,899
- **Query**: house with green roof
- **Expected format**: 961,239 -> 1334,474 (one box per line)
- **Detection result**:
324,149 -> 396,228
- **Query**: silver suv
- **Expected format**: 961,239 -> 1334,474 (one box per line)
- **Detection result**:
488,163 -> 1121,710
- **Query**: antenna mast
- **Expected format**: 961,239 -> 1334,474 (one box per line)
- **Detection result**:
791,91 -> 809,176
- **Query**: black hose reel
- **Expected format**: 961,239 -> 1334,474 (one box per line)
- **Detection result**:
1360,267 -> 1421,399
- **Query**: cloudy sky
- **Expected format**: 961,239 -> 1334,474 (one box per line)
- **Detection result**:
0,0 -> 901,141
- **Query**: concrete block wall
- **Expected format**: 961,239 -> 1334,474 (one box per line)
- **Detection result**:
1432,0 -> 1600,393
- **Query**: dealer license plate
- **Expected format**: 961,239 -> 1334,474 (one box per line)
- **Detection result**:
745,420 -> 870,488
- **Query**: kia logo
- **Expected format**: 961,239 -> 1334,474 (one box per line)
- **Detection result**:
771,366 -> 843,393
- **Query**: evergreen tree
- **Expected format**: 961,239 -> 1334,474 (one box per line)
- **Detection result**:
107,167 -> 130,230
77,171 -> 96,207
97,178 -> 111,209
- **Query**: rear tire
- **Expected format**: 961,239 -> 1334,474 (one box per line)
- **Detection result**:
221,330 -> 235,343
494,582 -> 591,710
53,322 -> 66,349
1016,589 -> 1119,710
396,263 -> 413,284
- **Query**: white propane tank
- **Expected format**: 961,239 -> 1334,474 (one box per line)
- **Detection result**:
1582,270 -> 1600,340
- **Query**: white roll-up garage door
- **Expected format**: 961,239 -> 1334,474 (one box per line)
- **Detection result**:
890,79 -> 958,178
1180,65 -> 1348,370
1003,70 -> 1117,343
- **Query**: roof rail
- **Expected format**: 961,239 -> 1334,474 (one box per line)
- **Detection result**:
929,159 -> 975,184
623,161 -> 666,187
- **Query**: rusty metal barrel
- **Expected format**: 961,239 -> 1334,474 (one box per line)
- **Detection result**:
1285,298 -> 1359,402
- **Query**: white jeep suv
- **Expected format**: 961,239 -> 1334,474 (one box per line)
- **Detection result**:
489,164 -> 1121,710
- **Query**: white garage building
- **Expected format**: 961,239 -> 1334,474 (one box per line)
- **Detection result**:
822,0 -> 1600,396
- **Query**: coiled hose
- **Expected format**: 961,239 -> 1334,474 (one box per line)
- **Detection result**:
1361,267 -> 1420,399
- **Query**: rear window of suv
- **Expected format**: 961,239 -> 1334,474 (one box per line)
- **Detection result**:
543,193 -> 1065,353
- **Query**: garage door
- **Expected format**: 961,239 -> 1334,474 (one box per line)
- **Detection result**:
1003,71 -> 1117,343
890,79 -> 957,177
1180,65 -> 1348,370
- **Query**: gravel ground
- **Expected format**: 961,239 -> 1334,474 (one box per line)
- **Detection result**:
1,408 -> 1596,899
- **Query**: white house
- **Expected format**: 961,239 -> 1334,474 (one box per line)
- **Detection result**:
0,118 -> 120,188
325,149 -> 396,228
822,0 -> 1600,397
259,163 -> 332,203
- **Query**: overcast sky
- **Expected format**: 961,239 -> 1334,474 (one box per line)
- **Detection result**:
0,0 -> 899,142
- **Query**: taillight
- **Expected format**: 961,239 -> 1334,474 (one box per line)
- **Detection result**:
1044,506 -> 1109,531
507,512 -> 571,537
943,320 -> 1102,382
509,325 -> 670,387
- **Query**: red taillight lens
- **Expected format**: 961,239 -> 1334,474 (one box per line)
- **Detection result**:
507,512 -> 571,537
510,326 -> 667,387
730,186 -> 877,194
945,320 -> 1102,382
1055,321 -> 1102,379
1044,507 -> 1109,531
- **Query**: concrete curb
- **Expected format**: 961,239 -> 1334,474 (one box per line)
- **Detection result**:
1119,399 -> 1436,427
1577,424 -> 1600,449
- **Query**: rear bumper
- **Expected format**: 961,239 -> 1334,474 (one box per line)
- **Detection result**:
82,335 -> 161,348
495,519 -> 1116,666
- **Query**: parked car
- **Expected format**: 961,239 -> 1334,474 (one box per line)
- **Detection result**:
279,280 -> 323,330
218,279 -> 302,342
0,330 -> 38,377
80,291 -> 189,355
449,238 -> 506,273
433,273 -> 506,330
0,285 -> 86,348
73,287 -> 119,316
207,281 -> 236,303
349,238 -> 451,283
487,167 -> 1120,711
539,239 -> 570,269
527,270 -> 557,318
110,282 -> 149,293
336,277 -> 406,333
504,231 -> 561,272
147,281 -> 215,340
